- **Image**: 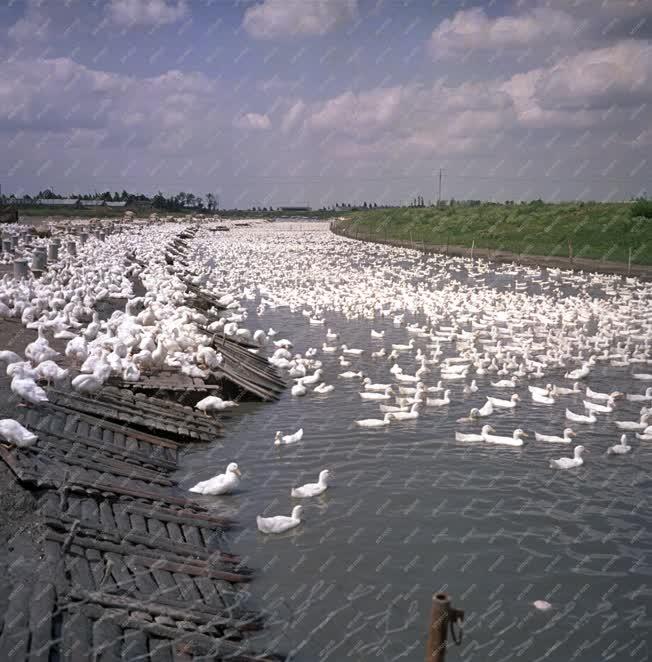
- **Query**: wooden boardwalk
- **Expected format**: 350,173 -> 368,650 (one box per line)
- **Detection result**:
0,225 -> 287,661
0,394 -> 282,661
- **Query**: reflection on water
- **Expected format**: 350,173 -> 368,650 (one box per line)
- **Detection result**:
177,253 -> 651,661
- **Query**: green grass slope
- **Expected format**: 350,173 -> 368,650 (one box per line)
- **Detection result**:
339,202 -> 652,265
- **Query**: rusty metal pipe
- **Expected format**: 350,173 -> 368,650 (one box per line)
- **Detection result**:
425,592 -> 464,662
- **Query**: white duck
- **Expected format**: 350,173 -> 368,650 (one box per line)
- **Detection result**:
362,377 -> 392,392
359,387 -> 393,401
565,408 -> 597,424
535,428 -> 576,443
586,386 -> 622,401
291,379 -> 307,397
426,389 -> 451,407
615,413 -> 650,431
340,344 -> 364,356
339,370 -> 364,379
370,330 -> 384,339
301,369 -> 323,385
354,413 -> 394,427
483,427 -> 528,447
11,375 -> 49,405
455,425 -> 495,442
35,360 -> 69,385
487,394 -> 520,409
195,395 -> 238,412
0,419 -> 38,447
257,505 -> 303,534
275,428 -> 304,445
291,470 -> 330,498
549,445 -> 586,469
583,398 -> 615,414
188,462 -> 242,495
492,378 -> 518,388
390,402 -> 422,421
607,434 -> 631,455
552,382 -> 581,396
313,382 -> 334,394
532,390 -> 555,405
626,387 -> 652,402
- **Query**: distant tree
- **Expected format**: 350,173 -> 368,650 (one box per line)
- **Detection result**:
196,197 -> 204,209
631,199 -> 652,219
363,201 -> 368,208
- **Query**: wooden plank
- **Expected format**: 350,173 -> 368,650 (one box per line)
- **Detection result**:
125,502 -> 234,528
0,581 -> 31,660
149,638 -> 174,662
105,553 -> 137,593
92,615 -> 122,662
61,609 -> 93,662
151,568 -> 183,601
66,553 -> 96,590
98,500 -> 117,531
122,629 -> 148,662
63,604 -> 278,661
40,425 -> 176,471
33,405 -> 180,449
28,581 -> 55,662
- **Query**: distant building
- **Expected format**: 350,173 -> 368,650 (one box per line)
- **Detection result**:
35,198 -> 126,207
36,198 -> 80,206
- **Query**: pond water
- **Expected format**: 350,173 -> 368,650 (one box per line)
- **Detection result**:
176,223 -> 652,661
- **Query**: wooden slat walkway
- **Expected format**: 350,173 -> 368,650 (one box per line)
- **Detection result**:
0,407 -> 283,661
44,387 -> 222,442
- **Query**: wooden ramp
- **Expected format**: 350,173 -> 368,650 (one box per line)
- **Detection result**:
207,331 -> 286,401
44,387 -> 222,443
0,405 -> 283,661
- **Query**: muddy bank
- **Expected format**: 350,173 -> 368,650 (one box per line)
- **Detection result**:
330,222 -> 652,280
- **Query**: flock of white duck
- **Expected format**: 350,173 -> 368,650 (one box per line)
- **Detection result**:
1,218 -> 651,536
192,220 -> 652,485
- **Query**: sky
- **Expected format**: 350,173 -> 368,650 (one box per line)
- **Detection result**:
1,0 -> 651,207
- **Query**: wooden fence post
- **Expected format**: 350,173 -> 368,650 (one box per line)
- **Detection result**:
425,592 -> 464,662
628,246 -> 632,276
568,239 -> 573,268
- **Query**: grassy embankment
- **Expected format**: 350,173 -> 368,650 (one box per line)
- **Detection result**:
338,202 -> 652,266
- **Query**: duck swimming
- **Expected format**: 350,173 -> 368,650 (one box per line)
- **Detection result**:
188,462 -> 242,495
291,470 -> 330,498
257,505 -> 303,534
550,445 -> 586,469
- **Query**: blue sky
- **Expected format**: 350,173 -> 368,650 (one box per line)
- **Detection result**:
1,0 -> 651,207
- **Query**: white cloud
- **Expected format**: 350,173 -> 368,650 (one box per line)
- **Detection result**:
281,100 -> 306,133
8,0 -> 50,42
0,57 -> 222,155
234,113 -> 271,130
243,0 -> 357,39
107,0 -> 188,28
307,86 -> 410,136
429,6 -> 578,58
297,38 -> 652,160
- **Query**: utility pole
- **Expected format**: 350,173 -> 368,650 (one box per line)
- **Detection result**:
437,168 -> 442,205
